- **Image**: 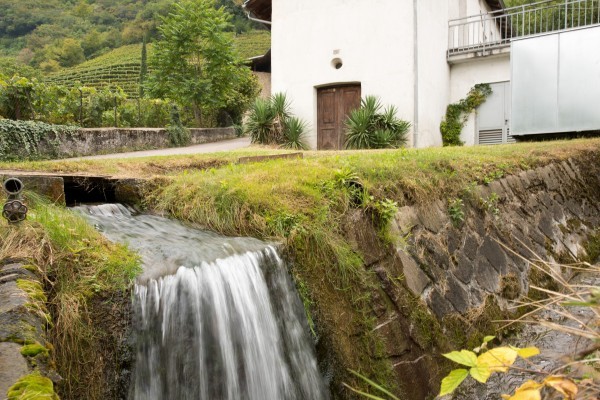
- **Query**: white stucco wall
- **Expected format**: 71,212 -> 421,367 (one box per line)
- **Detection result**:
416,0 -> 450,147
449,53 -> 511,145
271,0 -> 501,149
271,0 -> 415,149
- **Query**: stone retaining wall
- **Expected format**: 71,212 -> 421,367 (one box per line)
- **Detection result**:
339,154 -> 600,398
392,158 -> 600,318
51,127 -> 236,158
0,259 -> 59,398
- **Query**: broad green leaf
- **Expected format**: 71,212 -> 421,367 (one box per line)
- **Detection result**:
477,347 -> 518,373
544,376 -> 578,399
514,346 -> 540,359
469,365 -> 492,383
439,369 -> 469,396
442,350 -> 478,367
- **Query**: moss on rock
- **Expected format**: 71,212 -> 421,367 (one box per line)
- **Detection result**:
20,342 -> 50,358
6,372 -> 59,400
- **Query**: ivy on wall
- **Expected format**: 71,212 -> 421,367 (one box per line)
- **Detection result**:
0,119 -> 78,161
440,83 -> 492,146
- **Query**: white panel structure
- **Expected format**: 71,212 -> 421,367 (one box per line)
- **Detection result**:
512,26 -> 600,135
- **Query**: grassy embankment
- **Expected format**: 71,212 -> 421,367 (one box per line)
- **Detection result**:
2,138 -> 599,396
0,194 -> 140,399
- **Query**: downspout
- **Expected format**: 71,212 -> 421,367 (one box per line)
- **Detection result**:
245,12 -> 272,26
412,0 -> 419,148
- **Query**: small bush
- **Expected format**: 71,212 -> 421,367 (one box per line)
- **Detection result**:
345,96 -> 410,149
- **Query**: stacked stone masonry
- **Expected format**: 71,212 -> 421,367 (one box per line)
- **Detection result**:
392,158 -> 600,319
0,259 -> 59,398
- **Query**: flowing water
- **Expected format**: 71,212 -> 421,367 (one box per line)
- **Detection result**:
76,204 -> 328,400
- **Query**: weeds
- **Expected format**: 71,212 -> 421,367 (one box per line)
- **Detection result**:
448,198 -> 465,226
480,192 -> 500,217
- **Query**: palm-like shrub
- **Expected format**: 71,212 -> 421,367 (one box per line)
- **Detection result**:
245,98 -> 276,144
244,93 -> 308,149
282,116 -> 308,150
345,96 -> 410,149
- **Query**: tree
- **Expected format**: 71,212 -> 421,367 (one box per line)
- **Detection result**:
139,36 -> 148,98
147,0 -> 257,126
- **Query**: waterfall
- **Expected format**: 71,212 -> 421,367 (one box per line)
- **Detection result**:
76,204 -> 327,400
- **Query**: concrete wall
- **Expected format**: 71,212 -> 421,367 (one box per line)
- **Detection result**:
450,53 -> 511,145
254,72 -> 272,99
54,127 -> 236,158
271,0 -> 497,149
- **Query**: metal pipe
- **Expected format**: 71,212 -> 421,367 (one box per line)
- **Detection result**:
245,12 -> 272,26
2,178 -> 27,224
3,177 -> 23,197
413,0 -> 419,148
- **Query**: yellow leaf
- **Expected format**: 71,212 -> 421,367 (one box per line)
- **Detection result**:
503,380 -> 543,400
469,365 -> 492,383
513,346 -> 540,359
477,347 -> 518,373
544,376 -> 578,399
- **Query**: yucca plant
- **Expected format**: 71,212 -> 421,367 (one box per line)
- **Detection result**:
345,95 -> 410,149
245,97 -> 276,144
244,93 -> 309,149
270,92 -> 291,144
282,116 -> 308,150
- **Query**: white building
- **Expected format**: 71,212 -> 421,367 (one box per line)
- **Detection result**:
244,0 -> 600,149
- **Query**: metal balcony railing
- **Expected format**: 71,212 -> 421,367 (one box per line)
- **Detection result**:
448,0 -> 600,57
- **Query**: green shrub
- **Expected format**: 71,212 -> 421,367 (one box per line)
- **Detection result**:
282,116 -> 308,150
244,93 -> 308,149
245,97 -> 275,144
345,96 -> 410,149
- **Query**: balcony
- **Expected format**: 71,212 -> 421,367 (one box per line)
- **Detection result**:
448,0 -> 600,60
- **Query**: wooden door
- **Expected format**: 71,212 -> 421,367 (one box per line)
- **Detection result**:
317,85 -> 361,150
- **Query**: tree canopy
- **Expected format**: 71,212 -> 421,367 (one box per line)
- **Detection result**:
147,0 -> 259,125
